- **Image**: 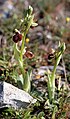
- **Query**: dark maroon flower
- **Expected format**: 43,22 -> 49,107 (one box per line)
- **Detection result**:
24,51 -> 34,59
13,32 -> 22,43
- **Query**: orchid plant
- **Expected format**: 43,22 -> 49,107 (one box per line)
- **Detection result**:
47,42 -> 65,119
47,42 -> 65,102
12,6 -> 38,92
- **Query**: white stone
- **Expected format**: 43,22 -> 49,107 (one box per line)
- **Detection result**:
0,81 -> 36,109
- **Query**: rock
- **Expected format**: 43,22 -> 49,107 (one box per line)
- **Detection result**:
33,66 -> 64,77
0,81 -> 36,109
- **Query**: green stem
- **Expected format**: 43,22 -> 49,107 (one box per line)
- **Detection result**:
51,59 -> 58,99
20,16 -> 32,59
51,58 -> 59,82
20,33 -> 26,60
51,54 -> 62,100
20,33 -> 26,77
19,17 -> 32,85
19,19 -> 32,77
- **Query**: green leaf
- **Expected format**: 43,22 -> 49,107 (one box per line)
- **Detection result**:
37,112 -> 45,119
17,74 -> 23,89
14,44 -> 20,60
23,71 -> 32,92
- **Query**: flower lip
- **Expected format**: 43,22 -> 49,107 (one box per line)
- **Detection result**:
18,33 -> 22,41
13,32 -> 22,43
13,33 -> 19,43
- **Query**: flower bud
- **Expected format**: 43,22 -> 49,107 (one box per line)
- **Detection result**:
28,6 -> 33,15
